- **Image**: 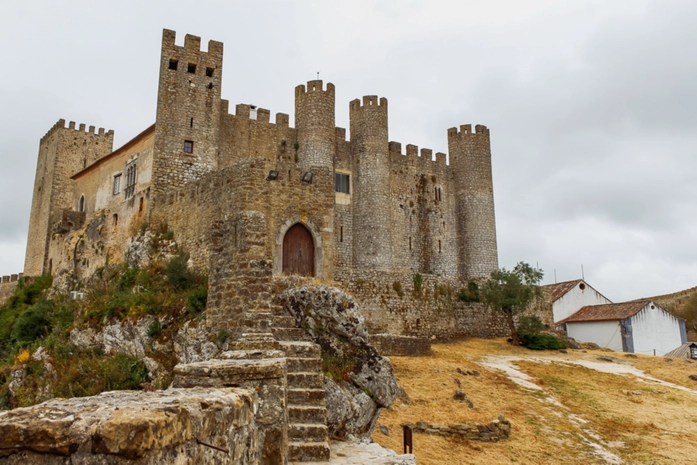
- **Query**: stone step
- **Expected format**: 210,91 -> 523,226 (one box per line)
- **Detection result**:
287,388 -> 326,406
288,423 -> 329,443
287,357 -> 322,374
288,441 -> 331,462
280,341 -> 322,359
288,372 -> 324,389
289,406 -> 327,424
227,340 -> 280,351
239,318 -> 272,330
272,315 -> 297,328
272,327 -> 307,341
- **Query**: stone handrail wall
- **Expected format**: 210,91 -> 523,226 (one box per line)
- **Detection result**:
405,414 -> 512,442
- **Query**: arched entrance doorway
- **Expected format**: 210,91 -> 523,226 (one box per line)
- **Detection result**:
282,223 -> 315,276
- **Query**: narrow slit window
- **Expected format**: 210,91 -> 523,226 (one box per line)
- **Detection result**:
439,240 -> 442,253
184,140 -> 194,153
113,213 -> 118,227
190,117 -> 193,128
340,226 -> 343,243
187,63 -> 196,74
168,59 -> 178,70
409,236 -> 412,250
78,195 -> 85,212
139,197 -> 144,212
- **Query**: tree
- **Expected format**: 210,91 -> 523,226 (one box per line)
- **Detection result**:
482,262 -> 544,345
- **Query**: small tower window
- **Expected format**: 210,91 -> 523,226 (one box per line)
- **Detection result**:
168,59 -> 178,70
184,140 -> 194,153
187,63 -> 197,74
78,195 -> 85,212
113,174 -> 122,195
335,173 -> 350,194
435,187 -> 443,202
206,67 -> 214,77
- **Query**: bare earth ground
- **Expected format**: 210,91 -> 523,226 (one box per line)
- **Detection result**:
371,339 -> 697,465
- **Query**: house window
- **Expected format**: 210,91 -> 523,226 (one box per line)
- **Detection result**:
184,140 -> 194,153
691,345 -> 697,360
125,163 -> 136,198
113,174 -> 122,195
335,173 -> 350,194
78,195 -> 85,212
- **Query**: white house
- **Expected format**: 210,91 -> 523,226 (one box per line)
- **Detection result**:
544,279 -> 612,324
556,300 -> 688,356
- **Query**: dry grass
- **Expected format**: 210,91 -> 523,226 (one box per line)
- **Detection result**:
372,339 -> 697,464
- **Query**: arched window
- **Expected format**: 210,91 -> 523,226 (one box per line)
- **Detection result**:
78,195 -> 85,212
125,163 -> 137,198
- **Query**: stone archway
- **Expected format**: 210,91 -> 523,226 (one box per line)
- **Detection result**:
282,223 -> 315,276
274,218 -> 323,278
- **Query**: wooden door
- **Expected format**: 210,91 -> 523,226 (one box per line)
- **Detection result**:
283,223 -> 315,276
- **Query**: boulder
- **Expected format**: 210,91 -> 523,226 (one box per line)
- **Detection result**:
280,284 -> 401,436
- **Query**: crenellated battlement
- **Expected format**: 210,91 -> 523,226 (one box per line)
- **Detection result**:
231,104 -> 289,128
40,119 -> 113,145
447,124 -> 489,141
388,142 -> 448,166
295,80 -> 335,98
349,96 -> 388,112
162,29 -> 223,57
0,273 -> 22,284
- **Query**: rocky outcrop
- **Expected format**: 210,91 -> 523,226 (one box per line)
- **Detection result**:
0,388 -> 261,464
279,284 -> 400,437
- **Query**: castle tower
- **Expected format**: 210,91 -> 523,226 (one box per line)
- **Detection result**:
24,120 -> 114,276
350,96 -> 393,270
152,29 -> 223,196
294,80 -> 335,172
447,124 -> 498,280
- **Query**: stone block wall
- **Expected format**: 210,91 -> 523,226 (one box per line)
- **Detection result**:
369,334 -> 432,357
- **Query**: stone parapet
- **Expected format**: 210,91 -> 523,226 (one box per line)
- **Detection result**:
0,388 -> 259,463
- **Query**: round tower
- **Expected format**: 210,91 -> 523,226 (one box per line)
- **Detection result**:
447,124 -> 498,280
350,96 -> 393,270
294,80 -> 335,172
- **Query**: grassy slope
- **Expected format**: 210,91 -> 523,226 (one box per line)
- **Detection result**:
373,339 -> 697,465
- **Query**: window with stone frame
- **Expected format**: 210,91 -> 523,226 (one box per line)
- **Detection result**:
184,140 -> 194,153
113,174 -> 122,195
335,173 -> 350,194
125,163 -> 137,199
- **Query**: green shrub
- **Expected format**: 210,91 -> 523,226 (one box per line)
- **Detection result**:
518,315 -> 545,337
147,319 -> 162,338
12,301 -> 52,345
458,281 -> 480,302
166,255 -> 192,290
413,273 -> 423,293
187,287 -> 208,314
118,266 -> 138,291
216,329 -> 230,345
520,334 -> 565,350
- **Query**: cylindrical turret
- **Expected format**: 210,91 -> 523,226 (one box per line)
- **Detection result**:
294,80 -> 335,172
350,96 -> 392,270
447,124 -> 498,280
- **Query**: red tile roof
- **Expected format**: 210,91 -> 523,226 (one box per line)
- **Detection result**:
557,300 -> 653,325
543,279 -> 584,302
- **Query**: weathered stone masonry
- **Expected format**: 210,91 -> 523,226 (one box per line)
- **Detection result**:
24,28 -> 504,339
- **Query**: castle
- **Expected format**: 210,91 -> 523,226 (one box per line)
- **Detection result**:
24,29 -> 502,339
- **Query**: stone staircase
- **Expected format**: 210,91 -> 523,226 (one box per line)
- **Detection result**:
234,310 -> 330,462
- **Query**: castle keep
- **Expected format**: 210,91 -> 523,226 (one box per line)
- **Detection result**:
24,29 -> 501,339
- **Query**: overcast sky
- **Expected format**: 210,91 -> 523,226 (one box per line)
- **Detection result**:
1,0 -> 696,302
